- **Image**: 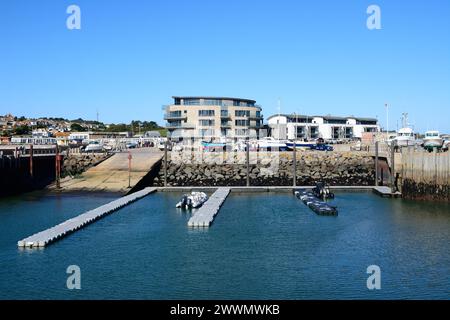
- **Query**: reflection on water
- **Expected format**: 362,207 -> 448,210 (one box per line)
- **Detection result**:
0,190 -> 449,299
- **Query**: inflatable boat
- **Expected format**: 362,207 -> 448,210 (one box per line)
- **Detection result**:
176,192 -> 208,209
294,189 -> 338,216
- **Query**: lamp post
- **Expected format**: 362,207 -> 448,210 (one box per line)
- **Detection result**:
55,144 -> 61,189
385,103 -> 389,140
127,151 -> 132,188
293,112 -> 297,141
29,144 -> 33,178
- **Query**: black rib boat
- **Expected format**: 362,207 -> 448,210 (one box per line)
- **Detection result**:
294,187 -> 338,216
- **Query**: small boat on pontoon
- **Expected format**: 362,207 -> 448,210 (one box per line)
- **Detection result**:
286,141 -> 315,150
256,137 -> 288,151
423,131 -> 444,151
294,183 -> 338,216
287,138 -> 333,151
176,192 -> 208,209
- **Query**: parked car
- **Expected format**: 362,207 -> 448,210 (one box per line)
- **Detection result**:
311,144 -> 334,151
158,141 -> 171,151
126,142 -> 137,149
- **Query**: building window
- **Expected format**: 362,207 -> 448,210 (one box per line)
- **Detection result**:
199,129 -> 215,136
184,99 -> 200,105
235,110 -> 250,117
198,110 -> 215,117
234,100 -> 254,107
310,127 -> 319,139
167,111 -> 182,118
235,119 -> 250,127
221,120 -> 230,126
296,126 -> 306,138
221,110 -> 229,117
252,121 -> 261,128
289,116 -> 310,123
199,119 -> 215,126
345,127 -> 353,138
359,120 -> 377,125
168,120 -> 182,127
325,119 -> 347,125
203,99 -> 222,106
235,129 -> 248,136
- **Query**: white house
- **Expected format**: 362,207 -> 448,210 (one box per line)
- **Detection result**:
267,114 -> 380,140
68,132 -> 92,142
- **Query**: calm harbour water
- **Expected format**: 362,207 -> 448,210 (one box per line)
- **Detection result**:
0,190 -> 449,300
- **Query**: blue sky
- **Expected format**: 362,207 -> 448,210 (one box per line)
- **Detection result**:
1,0 -> 449,132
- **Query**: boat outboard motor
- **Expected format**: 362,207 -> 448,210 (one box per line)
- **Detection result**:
186,197 -> 193,208
323,185 -> 335,199
313,182 -> 334,200
176,195 -> 189,208
181,195 -> 188,208
312,182 -> 325,198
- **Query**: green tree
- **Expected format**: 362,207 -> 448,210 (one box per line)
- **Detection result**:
13,125 -> 30,135
70,123 -> 86,132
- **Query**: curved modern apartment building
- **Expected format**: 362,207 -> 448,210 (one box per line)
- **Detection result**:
164,96 -> 263,141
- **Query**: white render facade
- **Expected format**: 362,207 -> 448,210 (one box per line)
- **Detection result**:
267,114 -> 380,140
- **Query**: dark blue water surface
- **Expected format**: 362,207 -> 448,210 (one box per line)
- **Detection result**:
0,190 -> 449,300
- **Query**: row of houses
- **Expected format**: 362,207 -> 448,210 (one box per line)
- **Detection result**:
0,114 -> 73,133
7,131 -> 162,146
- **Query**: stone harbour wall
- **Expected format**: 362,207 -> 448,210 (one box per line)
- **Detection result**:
62,153 -> 110,177
153,151 -> 375,186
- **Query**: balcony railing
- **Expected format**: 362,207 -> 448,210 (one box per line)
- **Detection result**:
248,114 -> 263,120
164,115 -> 187,121
165,103 -> 262,109
165,123 -> 195,129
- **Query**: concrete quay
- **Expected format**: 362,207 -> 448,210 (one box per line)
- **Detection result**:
52,148 -> 162,194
